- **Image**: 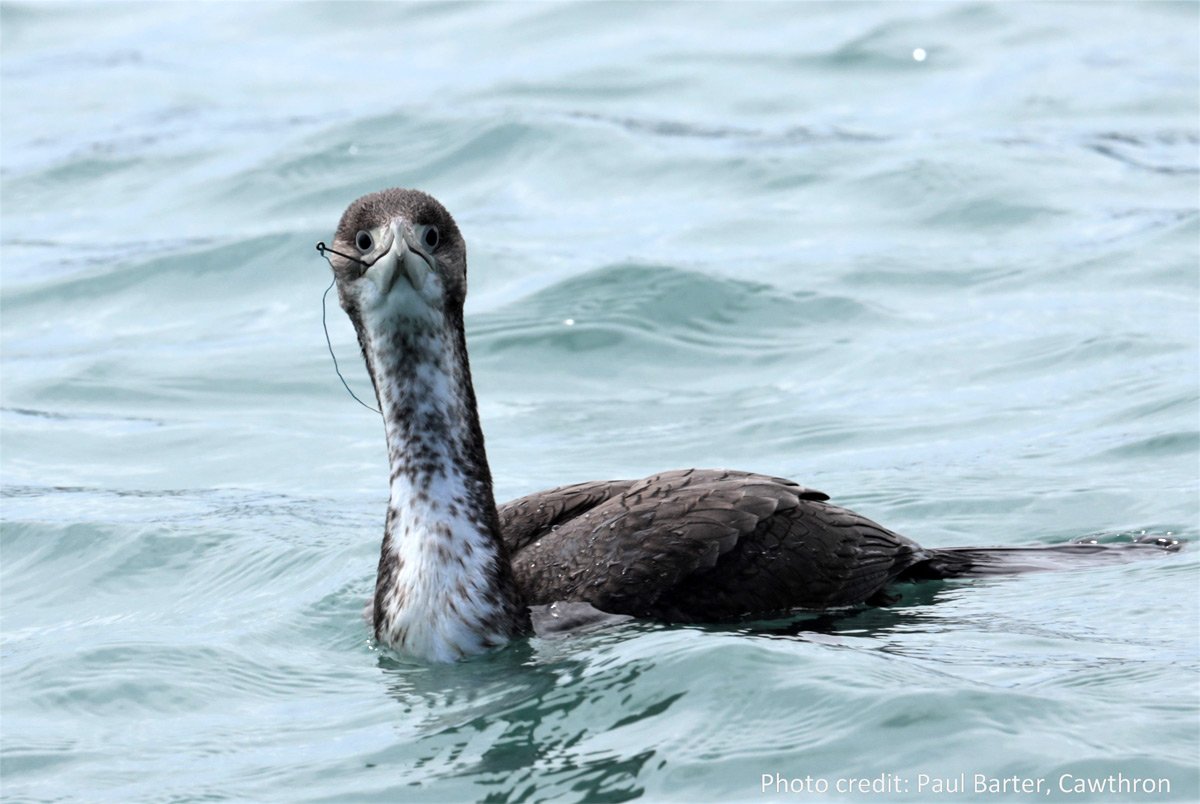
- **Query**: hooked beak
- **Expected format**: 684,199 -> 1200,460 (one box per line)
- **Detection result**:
364,219 -> 434,296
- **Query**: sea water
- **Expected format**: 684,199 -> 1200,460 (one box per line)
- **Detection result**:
2,3 -> 1197,802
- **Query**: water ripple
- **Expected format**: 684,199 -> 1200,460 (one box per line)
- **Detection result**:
472,263 -> 878,361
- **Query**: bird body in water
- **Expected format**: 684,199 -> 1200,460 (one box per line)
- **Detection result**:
324,188 -> 1180,663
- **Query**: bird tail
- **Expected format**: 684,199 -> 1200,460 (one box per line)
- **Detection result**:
905,534 -> 1183,580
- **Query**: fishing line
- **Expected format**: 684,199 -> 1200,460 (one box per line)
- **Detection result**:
316,241 -> 381,415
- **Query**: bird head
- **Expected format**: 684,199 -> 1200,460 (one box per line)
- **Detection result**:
327,188 -> 468,329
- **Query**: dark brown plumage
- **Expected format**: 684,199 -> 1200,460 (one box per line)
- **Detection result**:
501,468 -> 920,621
497,466 -> 1180,624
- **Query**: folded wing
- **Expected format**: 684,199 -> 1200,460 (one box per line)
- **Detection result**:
499,468 -> 925,620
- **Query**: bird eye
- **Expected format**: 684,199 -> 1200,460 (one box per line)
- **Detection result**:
355,230 -> 373,252
423,226 -> 440,250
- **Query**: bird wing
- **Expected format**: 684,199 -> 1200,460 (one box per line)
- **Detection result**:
502,468 -> 912,620
650,495 -> 922,619
498,478 -> 637,554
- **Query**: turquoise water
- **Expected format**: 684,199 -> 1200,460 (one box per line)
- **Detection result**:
2,2 -> 1198,801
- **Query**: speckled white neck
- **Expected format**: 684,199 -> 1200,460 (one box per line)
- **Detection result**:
360,298 -> 525,662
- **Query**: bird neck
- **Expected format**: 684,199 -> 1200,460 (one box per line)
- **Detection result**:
362,309 -> 528,661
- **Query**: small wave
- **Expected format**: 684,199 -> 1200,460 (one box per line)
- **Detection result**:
1097,431 -> 1200,461
970,332 -> 1173,381
471,263 -> 877,360
567,111 -> 886,146
1084,131 -> 1200,175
